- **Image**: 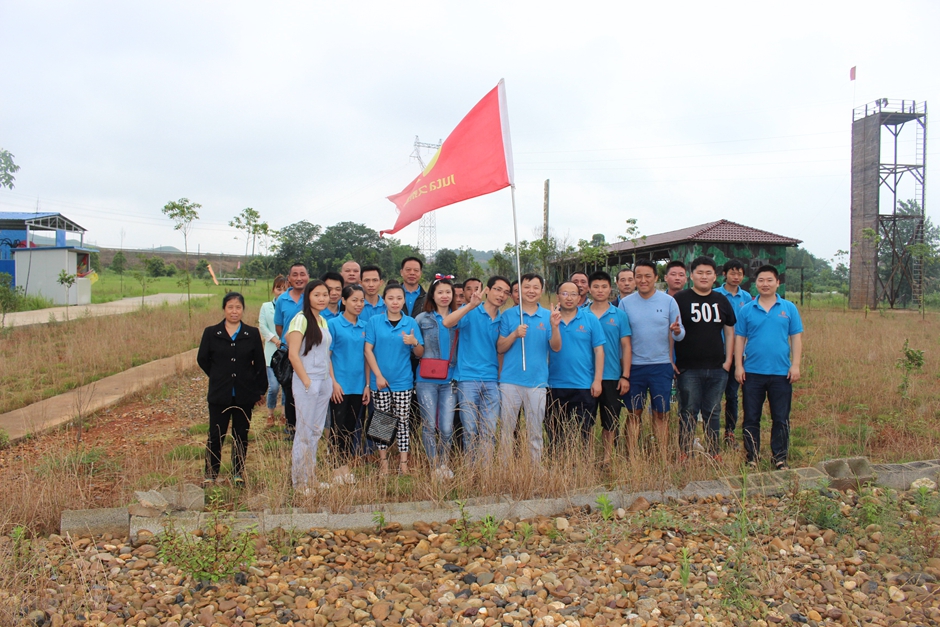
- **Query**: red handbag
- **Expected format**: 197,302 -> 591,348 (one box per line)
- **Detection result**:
418,328 -> 458,380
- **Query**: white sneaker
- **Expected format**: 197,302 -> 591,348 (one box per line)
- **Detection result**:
433,466 -> 455,480
333,472 -> 356,485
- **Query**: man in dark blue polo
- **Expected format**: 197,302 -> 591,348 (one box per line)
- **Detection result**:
443,275 -> 510,461
547,281 -> 605,448
715,258 -> 752,447
734,265 -> 803,470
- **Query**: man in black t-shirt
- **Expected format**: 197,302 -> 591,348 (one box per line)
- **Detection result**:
673,256 -> 736,460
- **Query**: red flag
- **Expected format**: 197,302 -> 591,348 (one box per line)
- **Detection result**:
850,66 -> 856,81
381,80 -> 514,236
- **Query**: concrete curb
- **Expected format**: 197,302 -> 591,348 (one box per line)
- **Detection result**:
0,349 -> 198,443
57,457 -> 940,541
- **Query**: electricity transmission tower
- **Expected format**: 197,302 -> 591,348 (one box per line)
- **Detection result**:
411,136 -> 442,259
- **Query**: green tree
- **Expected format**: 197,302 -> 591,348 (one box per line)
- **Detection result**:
0,272 -> 19,325
57,270 -> 76,319
275,221 -> 322,272
194,259 -> 210,279
162,198 -> 200,317
90,251 -> 102,273
877,200 -> 940,305
429,248 -> 459,278
110,251 -> 127,275
144,256 -> 168,277
230,207 -> 269,258
0,149 -> 20,190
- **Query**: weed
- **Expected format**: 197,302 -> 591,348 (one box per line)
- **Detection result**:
188,423 -> 210,435
596,494 -> 615,521
516,521 -> 534,543
372,511 -> 386,531
166,445 -> 204,461
157,497 -> 257,582
856,489 -> 886,527
547,524 -> 562,542
453,500 -> 474,546
678,546 -> 691,587
0,428 -> 8,449
479,515 -> 499,543
914,486 -> 940,517
720,563 -> 758,613
791,484 -> 846,532
897,339 -> 926,397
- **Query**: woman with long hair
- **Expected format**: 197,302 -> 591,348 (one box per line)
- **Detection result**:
326,284 -> 369,483
259,275 -> 289,426
364,281 -> 424,475
286,280 -> 340,493
196,292 -> 267,486
414,277 -> 458,478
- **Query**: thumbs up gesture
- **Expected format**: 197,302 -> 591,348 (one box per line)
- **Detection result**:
402,329 -> 418,346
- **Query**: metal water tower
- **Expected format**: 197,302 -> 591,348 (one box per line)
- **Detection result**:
849,99 -> 927,309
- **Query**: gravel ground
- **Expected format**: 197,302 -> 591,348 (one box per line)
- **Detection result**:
4,487 -> 940,627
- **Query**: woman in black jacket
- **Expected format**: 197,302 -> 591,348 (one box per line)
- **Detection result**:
197,292 -> 268,485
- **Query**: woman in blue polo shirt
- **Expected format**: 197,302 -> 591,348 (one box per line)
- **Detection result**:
326,284 -> 368,483
414,277 -> 457,478
364,281 -> 424,475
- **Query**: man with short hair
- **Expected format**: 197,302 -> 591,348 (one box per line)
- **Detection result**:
613,268 -> 635,306
734,265 -> 802,470
444,276 -> 511,461
715,259 -> 752,447
321,271 -> 344,321
497,273 -> 561,463
462,278 -> 483,304
570,271 -> 590,307
509,279 -> 520,307
453,282 -> 465,308
340,260 -> 361,286
673,257 -> 736,461
547,281 -> 605,448
588,271 -> 632,464
400,256 -> 427,317
619,260 -> 685,459
664,261 -> 687,297
359,265 -> 386,323
274,262 -> 310,437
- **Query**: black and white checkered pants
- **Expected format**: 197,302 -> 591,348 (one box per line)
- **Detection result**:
372,388 -> 412,452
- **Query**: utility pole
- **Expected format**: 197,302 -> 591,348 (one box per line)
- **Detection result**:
412,136 -> 443,259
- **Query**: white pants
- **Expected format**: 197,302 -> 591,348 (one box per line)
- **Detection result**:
291,376 -> 331,488
499,383 -> 546,463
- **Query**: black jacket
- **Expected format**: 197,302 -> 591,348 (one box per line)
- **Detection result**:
406,285 -> 428,318
197,320 -> 268,406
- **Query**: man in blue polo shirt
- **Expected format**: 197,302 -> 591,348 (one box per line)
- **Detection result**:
587,271 -> 631,465
359,265 -> 386,324
734,265 -> 803,470
274,262 -> 310,437
497,273 -> 561,463
320,272 -> 344,321
547,281 -> 605,449
443,275 -> 510,461
715,258 -> 753,447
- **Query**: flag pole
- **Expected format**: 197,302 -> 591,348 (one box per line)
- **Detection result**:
510,184 -> 526,370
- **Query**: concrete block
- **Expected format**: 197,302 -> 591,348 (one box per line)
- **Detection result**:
789,467 -> 828,486
816,457 -> 877,491
130,512 -> 202,541
328,511 -> 391,532
871,462 -> 940,490
262,511 -> 329,533
509,497 -> 570,520
134,489 -> 169,511
159,483 -> 204,511
724,472 -> 784,497
682,480 -> 733,499
60,507 -> 128,538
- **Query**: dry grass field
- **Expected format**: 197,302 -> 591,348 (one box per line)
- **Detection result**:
0,305 -> 938,538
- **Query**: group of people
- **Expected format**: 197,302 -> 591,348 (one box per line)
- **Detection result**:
196,254 -> 803,492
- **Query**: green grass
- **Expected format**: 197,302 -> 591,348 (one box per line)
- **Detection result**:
91,271 -> 272,308
165,445 -> 204,461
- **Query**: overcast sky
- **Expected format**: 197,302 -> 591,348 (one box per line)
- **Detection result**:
1,1 -> 936,263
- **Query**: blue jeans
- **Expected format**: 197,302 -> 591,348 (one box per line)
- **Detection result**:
741,373 -> 792,464
416,381 -> 456,467
456,381 -> 500,461
724,362 -> 740,434
677,368 -> 728,456
266,367 -> 283,410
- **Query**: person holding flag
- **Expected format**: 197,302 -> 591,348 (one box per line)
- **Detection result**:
496,273 -> 561,464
